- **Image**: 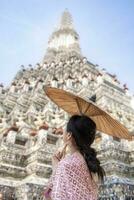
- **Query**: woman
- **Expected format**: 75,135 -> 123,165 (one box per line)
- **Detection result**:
44,115 -> 105,200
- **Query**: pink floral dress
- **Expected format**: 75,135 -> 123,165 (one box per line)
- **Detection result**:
45,151 -> 98,200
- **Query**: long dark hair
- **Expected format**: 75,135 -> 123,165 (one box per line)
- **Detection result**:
66,114 -> 105,182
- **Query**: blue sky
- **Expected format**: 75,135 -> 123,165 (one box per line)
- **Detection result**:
0,0 -> 134,93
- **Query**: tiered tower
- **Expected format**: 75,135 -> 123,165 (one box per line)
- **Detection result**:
44,9 -> 81,62
0,10 -> 134,199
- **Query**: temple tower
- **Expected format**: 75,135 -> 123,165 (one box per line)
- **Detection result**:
44,9 -> 81,62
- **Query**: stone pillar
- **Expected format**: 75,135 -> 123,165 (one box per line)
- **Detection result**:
6,130 -> 17,144
37,128 -> 48,145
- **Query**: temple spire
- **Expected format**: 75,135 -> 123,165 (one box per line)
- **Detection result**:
43,10 -> 82,62
59,9 -> 73,29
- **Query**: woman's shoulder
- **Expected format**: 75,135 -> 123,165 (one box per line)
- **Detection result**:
58,151 -> 85,170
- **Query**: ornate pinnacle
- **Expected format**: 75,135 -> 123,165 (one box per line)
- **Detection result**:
60,9 -> 73,29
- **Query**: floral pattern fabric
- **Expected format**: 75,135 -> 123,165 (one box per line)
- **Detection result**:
46,151 -> 98,200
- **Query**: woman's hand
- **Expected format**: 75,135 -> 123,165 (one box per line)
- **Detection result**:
52,144 -> 67,170
52,151 -> 62,170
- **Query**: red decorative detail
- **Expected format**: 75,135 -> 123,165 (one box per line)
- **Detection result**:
52,127 -> 63,135
52,127 -> 57,134
3,125 -> 18,137
39,122 -> 49,130
9,125 -> 19,132
30,130 -> 38,136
